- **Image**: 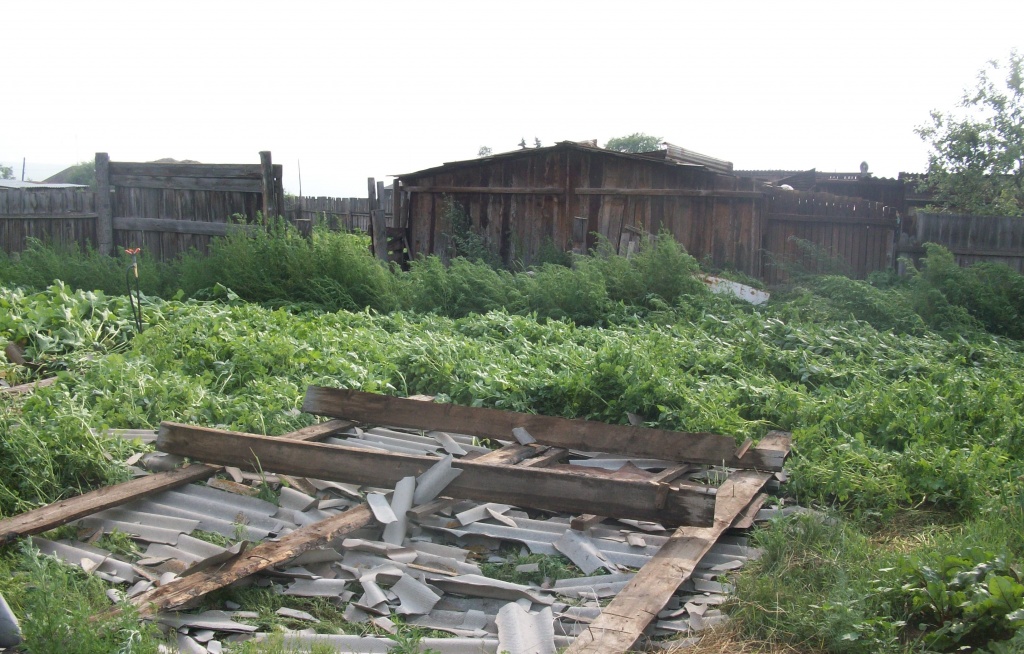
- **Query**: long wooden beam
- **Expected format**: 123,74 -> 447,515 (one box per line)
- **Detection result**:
565,435 -> 790,654
126,504 -> 374,618
575,187 -> 763,198
112,216 -> 256,237
403,186 -> 564,195
0,419 -> 352,545
302,387 -> 785,471
0,465 -> 218,545
156,423 -> 716,527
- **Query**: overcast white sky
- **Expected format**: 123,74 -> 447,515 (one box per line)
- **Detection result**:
3,0 -> 1022,197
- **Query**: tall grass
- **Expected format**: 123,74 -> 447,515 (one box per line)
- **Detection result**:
176,219 -> 401,312
4,224 -> 1024,341
0,541 -> 164,653
0,239 -> 176,297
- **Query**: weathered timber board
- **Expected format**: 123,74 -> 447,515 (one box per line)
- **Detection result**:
127,504 -> 373,617
565,435 -> 789,653
302,387 -> 786,471
0,419 -> 352,544
566,469 -> 772,654
156,423 -> 716,527
0,464 -> 217,545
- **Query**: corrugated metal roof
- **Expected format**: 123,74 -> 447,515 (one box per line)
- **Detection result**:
0,179 -> 88,189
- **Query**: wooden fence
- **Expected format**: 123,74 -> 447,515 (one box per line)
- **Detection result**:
100,151 -> 283,260
0,187 -> 98,255
288,193 -> 393,234
763,190 -> 898,283
897,211 -> 1024,273
5,151 -> 1024,284
286,178 -> 403,263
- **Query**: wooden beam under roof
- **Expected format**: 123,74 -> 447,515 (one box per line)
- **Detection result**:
155,422 -> 717,527
302,386 -> 786,471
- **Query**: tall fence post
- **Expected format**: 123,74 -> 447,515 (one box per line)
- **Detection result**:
95,152 -> 113,255
368,177 -> 388,262
260,151 -> 274,223
273,164 -> 284,221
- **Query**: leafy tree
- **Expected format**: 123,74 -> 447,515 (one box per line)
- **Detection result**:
916,51 -> 1024,216
0,163 -> 12,180
60,161 -> 96,188
604,132 -> 663,154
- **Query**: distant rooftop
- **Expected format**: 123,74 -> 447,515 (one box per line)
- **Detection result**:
0,179 -> 88,190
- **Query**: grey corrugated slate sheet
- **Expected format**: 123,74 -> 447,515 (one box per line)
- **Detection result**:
246,631 -> 575,653
36,416 -> 780,652
31,538 -> 138,584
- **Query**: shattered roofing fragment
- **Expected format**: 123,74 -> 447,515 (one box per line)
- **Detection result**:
0,385 -> 792,654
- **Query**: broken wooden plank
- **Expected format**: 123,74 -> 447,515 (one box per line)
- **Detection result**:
570,514 -> 606,532
0,464 -> 218,545
565,434 -> 785,654
472,443 -> 537,465
156,423 -> 716,526
730,493 -> 768,530
0,419 -> 352,545
648,464 -> 691,484
567,470 -> 770,653
518,447 -> 568,468
0,377 -> 57,395
302,387 -> 786,470
124,505 -> 373,618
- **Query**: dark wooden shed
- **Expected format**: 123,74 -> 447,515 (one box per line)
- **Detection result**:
394,142 -> 765,273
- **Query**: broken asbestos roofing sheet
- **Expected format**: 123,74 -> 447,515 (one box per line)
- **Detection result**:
0,386 -> 791,654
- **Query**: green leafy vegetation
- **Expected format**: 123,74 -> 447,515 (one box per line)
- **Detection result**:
0,541 -> 164,653
3,226 -> 1024,650
916,50 -> 1024,216
603,132 -> 663,153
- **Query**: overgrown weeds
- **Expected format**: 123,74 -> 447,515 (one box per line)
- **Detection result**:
0,541 -> 164,653
4,226 -> 1024,650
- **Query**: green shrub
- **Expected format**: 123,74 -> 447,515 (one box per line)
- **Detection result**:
582,236 -> 645,304
807,275 -> 927,335
521,262 -> 610,324
400,256 -> 522,317
909,244 -> 1024,339
880,548 -> 1024,651
630,229 -> 705,304
177,219 -> 398,312
0,239 -> 174,297
440,196 -> 500,267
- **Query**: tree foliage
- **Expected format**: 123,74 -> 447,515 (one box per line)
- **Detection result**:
604,132 -> 663,154
60,161 -> 97,188
0,163 -> 12,180
916,51 -> 1024,216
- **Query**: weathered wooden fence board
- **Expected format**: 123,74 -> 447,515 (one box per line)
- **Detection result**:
899,212 -> 1024,273
0,187 -> 98,255
96,151 -> 283,260
762,190 -> 898,283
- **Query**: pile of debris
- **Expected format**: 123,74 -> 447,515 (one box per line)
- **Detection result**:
0,387 -> 791,653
